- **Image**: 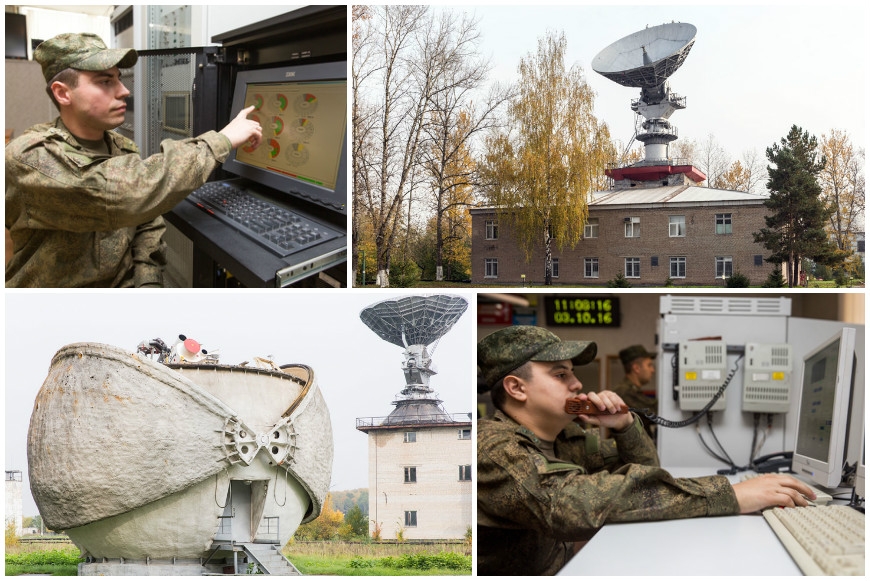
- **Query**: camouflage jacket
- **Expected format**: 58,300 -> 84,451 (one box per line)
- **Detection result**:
477,410 -> 739,576
5,117 -> 231,287
611,376 -> 658,438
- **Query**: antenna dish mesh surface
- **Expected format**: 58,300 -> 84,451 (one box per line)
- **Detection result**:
360,294 -> 468,348
592,22 -> 696,88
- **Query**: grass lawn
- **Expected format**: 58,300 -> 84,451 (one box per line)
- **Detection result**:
284,541 -> 471,576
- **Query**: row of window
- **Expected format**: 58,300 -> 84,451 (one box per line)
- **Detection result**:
485,255 -> 761,279
403,428 -> 471,443
404,465 -> 472,483
484,214 -> 734,240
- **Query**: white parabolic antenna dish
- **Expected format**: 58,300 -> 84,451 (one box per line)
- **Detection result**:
592,22 -> 696,88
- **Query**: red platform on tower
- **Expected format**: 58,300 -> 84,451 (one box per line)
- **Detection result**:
606,164 -> 707,183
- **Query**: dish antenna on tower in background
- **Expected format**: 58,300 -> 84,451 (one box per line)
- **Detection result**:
360,294 -> 468,424
593,22 -> 697,165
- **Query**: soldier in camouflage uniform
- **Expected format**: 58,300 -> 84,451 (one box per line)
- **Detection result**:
5,33 -> 263,287
611,344 -> 658,439
477,326 -> 815,576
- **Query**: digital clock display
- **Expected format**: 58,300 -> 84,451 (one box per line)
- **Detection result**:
544,296 -> 620,327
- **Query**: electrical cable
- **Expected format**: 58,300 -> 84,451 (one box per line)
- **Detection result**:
630,354 -> 744,429
707,412 -> 738,469
696,420 -> 731,465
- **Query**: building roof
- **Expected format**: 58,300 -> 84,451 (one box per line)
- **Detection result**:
470,185 -> 768,214
589,185 -> 768,207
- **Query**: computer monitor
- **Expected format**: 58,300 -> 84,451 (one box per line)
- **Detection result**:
222,60 -> 347,214
791,327 -> 857,489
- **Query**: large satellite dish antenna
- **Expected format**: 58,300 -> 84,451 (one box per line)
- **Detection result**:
593,23 -> 697,164
360,294 -> 468,424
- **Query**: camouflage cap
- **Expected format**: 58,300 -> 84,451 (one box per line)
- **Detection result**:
478,326 -> 597,392
35,33 -> 138,83
619,344 -> 656,366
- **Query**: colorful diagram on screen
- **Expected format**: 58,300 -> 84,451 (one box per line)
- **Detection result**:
295,93 -> 318,114
235,80 -> 346,190
268,138 -> 281,159
271,116 -> 285,136
294,118 -> 314,140
286,143 -> 309,167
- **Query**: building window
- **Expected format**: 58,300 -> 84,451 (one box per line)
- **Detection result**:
715,256 -> 733,278
584,218 -> 599,239
404,511 -> 417,527
458,428 -> 471,440
624,216 -> 640,238
584,258 -> 599,278
551,258 -> 560,278
754,254 -> 763,267
651,256 -> 659,267
403,431 -> 416,443
670,256 -> 686,278
485,220 -> 498,240
404,467 -> 417,483
715,213 -> 732,234
625,257 -> 640,278
669,215 -> 686,237
484,258 -> 498,278
459,465 -> 472,481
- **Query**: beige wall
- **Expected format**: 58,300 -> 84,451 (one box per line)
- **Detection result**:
366,426 -> 472,540
5,58 -> 55,141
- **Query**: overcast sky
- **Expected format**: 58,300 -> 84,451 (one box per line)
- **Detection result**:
4,291 -> 475,517
448,2 -> 867,165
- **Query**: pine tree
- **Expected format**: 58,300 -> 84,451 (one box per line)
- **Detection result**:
753,125 -> 843,286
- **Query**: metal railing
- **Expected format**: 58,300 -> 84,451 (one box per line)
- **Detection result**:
356,412 -> 472,428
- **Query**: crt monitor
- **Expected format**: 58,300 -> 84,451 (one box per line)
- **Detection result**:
791,327 -> 857,489
222,60 -> 347,215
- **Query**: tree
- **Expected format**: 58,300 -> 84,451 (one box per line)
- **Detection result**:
293,493 -> 344,541
753,125 -> 844,286
696,134 -> 730,188
342,503 -> 369,539
354,6 -> 502,287
819,129 -> 865,257
716,159 -> 750,192
480,30 -> 612,284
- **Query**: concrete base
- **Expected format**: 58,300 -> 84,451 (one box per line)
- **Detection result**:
79,559 -> 205,576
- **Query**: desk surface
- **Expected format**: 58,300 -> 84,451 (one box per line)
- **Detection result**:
557,468 -> 802,576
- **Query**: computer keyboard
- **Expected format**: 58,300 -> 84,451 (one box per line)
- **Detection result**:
187,181 -> 341,257
740,473 -> 833,505
763,505 -> 864,575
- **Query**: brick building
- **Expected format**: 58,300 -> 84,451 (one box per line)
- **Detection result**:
471,184 -> 772,286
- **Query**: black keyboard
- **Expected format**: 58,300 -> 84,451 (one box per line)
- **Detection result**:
187,182 -> 341,257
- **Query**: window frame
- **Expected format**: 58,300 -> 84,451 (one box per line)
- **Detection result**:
484,258 -> 498,278
458,465 -> 472,481
715,256 -> 733,278
669,215 -> 686,237
584,257 -> 599,279
715,213 -> 732,235
624,216 -> 641,238
625,257 -> 641,278
485,220 -> 498,240
403,431 -> 416,443
670,256 -> 687,278
584,218 -> 599,239
404,511 -> 417,527
404,466 -> 417,483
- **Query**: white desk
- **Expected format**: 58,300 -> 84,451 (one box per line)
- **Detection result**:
557,468 -> 803,576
